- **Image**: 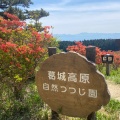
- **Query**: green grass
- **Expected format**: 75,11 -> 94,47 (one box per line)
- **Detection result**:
0,82 -> 51,120
63,99 -> 120,120
106,74 -> 120,84
105,99 -> 120,113
99,65 -> 120,84
98,99 -> 120,120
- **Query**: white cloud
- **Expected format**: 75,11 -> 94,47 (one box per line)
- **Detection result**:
28,1 -> 120,34
39,10 -> 120,34
30,1 -> 120,12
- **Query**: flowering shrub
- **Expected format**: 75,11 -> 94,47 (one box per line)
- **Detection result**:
67,42 -> 120,69
0,13 -> 55,99
67,42 -> 86,56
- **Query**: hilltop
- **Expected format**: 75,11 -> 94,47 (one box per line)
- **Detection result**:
54,33 -> 120,41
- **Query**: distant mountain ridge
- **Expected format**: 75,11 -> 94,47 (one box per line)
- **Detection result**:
53,33 -> 120,41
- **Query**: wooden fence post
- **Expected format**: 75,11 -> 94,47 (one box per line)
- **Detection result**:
48,47 -> 60,120
48,47 -> 57,57
86,46 -> 96,63
106,63 -> 110,76
86,46 -> 97,120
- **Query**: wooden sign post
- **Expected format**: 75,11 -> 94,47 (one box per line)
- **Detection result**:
35,50 -> 110,119
48,47 -> 60,120
101,54 -> 114,76
86,46 -> 96,120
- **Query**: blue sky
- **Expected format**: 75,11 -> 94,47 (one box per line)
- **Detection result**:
28,0 -> 120,34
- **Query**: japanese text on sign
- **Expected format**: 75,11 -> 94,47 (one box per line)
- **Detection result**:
46,71 -> 97,98
48,71 -> 90,83
43,83 -> 97,98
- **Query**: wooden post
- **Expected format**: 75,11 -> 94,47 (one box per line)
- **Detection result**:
48,47 -> 60,120
48,47 -> 57,57
86,46 -> 96,63
51,110 -> 60,120
106,63 -> 110,76
87,112 -> 96,120
86,46 -> 97,120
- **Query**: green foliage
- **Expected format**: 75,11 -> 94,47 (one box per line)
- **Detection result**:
0,0 -> 33,20
0,13 -> 59,102
95,99 -> 120,120
25,9 -> 49,31
6,7 -> 26,20
106,75 -> 120,84
25,9 -> 49,22
0,81 -> 50,120
97,64 -> 120,84
105,99 -> 120,113
59,39 -> 120,52
82,39 -> 119,51
27,22 -> 44,32
63,99 -> 120,120
101,66 -> 120,84
59,41 -> 75,52
96,64 -> 105,72
0,0 -> 33,8
0,0 -> 49,22
96,112 -> 114,120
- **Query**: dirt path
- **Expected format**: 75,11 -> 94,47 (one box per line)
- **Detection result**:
106,80 -> 120,101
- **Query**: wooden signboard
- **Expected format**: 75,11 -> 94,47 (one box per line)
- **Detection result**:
35,51 -> 110,118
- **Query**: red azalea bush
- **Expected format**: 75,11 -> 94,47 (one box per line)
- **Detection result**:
67,42 -> 86,56
0,13 -> 55,99
67,42 -> 120,69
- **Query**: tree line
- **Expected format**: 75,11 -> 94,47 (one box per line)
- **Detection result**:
59,39 -> 120,52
